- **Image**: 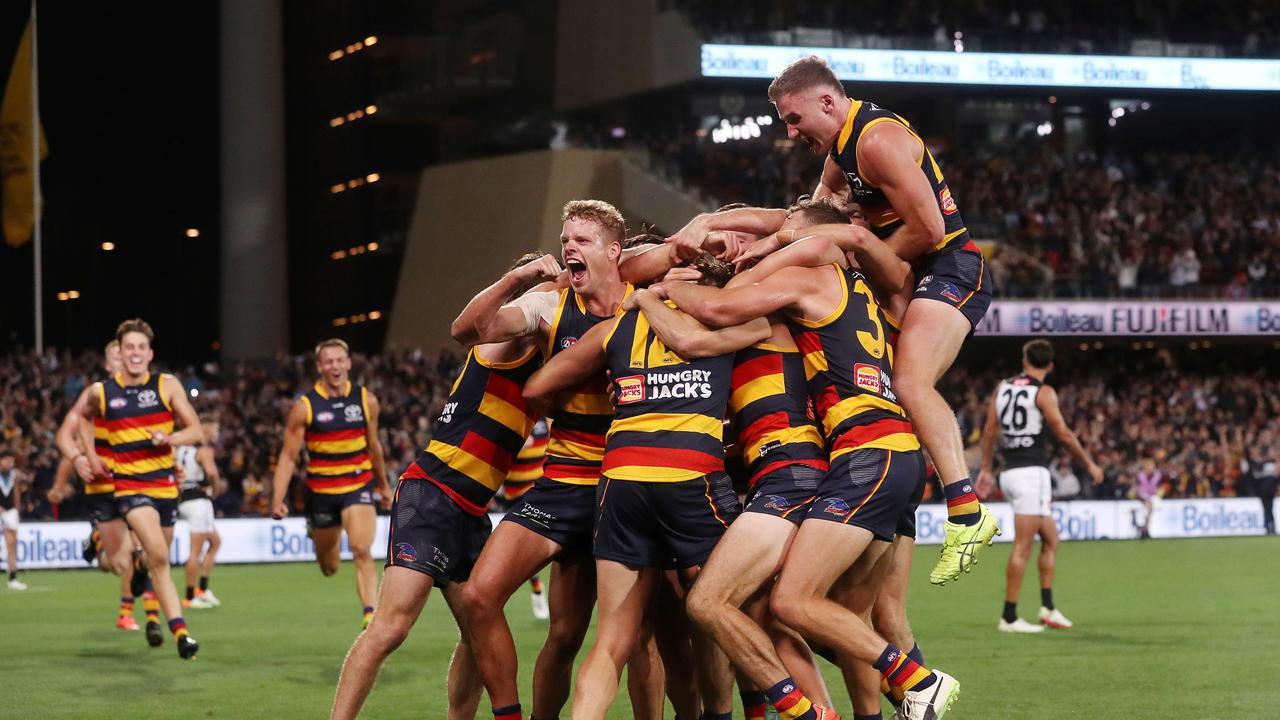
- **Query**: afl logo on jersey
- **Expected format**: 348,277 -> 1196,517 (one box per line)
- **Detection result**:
344,405 -> 364,422
109,397 -> 128,410
137,390 -> 159,408
560,336 -> 578,350
316,411 -> 334,423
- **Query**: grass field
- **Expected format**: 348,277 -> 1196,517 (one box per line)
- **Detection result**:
2,536 -> 1275,719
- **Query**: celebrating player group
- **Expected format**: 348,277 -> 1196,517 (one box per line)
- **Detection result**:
335,56 -> 1008,720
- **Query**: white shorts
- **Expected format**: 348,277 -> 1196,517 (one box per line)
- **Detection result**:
0,508 -> 17,532
178,498 -> 216,534
999,466 -> 1052,517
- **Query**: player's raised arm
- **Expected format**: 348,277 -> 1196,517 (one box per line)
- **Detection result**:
270,400 -> 309,518
451,254 -> 562,345
667,207 -> 788,261
1037,385 -> 1104,484
856,123 -> 945,261
521,320 -> 610,417
362,390 -> 393,509
659,265 -> 809,329
628,288 -> 770,360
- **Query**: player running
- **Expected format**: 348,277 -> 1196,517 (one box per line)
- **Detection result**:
271,338 -> 393,629
52,340 -> 143,628
77,318 -> 203,659
672,55 -> 999,585
176,415 -> 224,609
979,340 -> 1103,633
331,254 -> 554,720
1,449 -> 26,590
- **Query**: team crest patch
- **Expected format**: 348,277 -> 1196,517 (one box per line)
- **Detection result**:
854,363 -> 881,393
344,405 -> 364,422
316,411 -> 334,423
763,495 -> 789,511
615,375 -> 645,404
394,543 -> 418,563
823,498 -> 851,517
560,336 -> 578,349
137,389 -> 159,408
939,185 -> 958,215
938,282 -> 962,303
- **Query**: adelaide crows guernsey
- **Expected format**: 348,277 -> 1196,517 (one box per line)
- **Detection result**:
100,372 -> 178,499
302,381 -> 373,495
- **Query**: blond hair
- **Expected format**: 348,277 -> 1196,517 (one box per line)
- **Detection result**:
104,339 -> 120,355
562,199 -> 625,243
314,338 -> 350,358
768,55 -> 845,102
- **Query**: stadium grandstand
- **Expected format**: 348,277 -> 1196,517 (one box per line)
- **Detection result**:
0,1 -> 1276,719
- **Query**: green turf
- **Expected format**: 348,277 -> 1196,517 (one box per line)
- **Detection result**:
2,536 -> 1275,719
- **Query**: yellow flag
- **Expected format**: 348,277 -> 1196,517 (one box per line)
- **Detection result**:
0,20 -> 47,247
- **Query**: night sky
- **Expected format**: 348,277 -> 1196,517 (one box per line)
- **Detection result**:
0,2 -> 219,363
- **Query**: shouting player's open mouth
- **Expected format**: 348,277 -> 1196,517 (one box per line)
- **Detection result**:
565,258 -> 588,287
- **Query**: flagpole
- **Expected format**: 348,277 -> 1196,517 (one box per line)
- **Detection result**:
30,0 -> 42,354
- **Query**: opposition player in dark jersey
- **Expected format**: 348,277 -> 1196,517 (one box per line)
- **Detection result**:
504,419 -> 551,620
78,318 -> 203,659
176,415 -> 223,609
52,340 -> 143,629
272,339 -> 392,629
331,256 -> 555,720
979,340 -> 1102,633
661,221 -> 960,720
671,55 -> 999,585
0,449 -> 25,590
453,201 -> 655,720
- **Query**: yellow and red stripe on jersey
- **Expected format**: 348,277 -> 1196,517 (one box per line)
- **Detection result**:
503,418 -> 548,500
600,307 -> 735,482
730,342 -> 827,487
405,345 -> 541,515
303,381 -> 373,494
100,373 -> 178,499
790,266 -> 920,461
542,286 -> 629,485
86,416 -> 115,495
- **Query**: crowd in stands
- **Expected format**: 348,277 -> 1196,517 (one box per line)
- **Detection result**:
2,343 -> 1276,522
665,0 -> 1280,57
629,130 -> 1280,299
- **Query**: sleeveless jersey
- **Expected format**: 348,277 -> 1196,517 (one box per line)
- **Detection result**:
790,266 -> 920,460
99,372 -> 178,498
601,306 -> 735,482
302,381 -> 373,495
86,416 -> 115,495
830,100 -> 971,257
541,286 -> 631,485
730,341 -> 828,487
995,374 -> 1049,469
401,346 -> 541,516
176,445 -> 208,501
0,470 -> 15,511
504,418 -> 549,499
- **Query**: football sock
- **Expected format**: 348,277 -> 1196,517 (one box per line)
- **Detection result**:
530,575 -> 544,594
854,715 -> 883,720
1041,588 -> 1055,610
1002,601 -> 1019,623
765,678 -> 817,720
143,591 -> 161,623
8,571 -> 15,581
944,480 -> 981,525
741,689 -> 768,719
362,606 -> 374,623
908,642 -> 924,665
186,585 -> 195,601
120,596 -> 135,618
492,704 -> 521,720
199,576 -> 209,592
702,712 -> 733,720
168,617 -> 189,638
876,644 -> 936,694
